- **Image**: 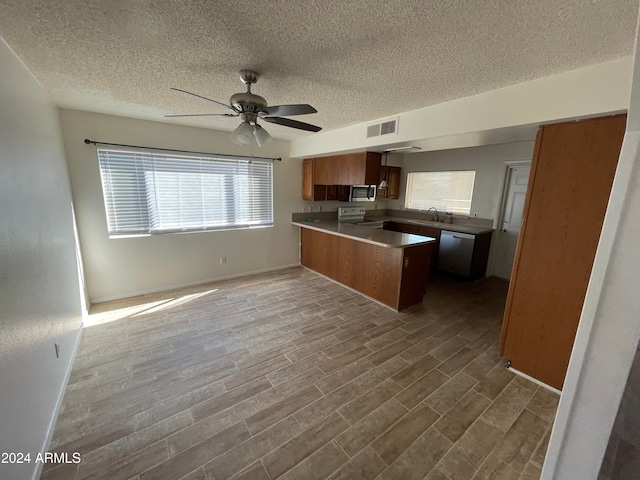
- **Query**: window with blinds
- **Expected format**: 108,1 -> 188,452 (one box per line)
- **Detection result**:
97,148 -> 273,237
405,171 -> 475,214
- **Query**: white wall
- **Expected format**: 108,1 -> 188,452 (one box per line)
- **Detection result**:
0,38 -> 83,480
60,110 -> 300,303
388,142 -> 536,220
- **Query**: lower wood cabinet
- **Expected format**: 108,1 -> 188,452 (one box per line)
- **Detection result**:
418,226 -> 440,267
384,221 -> 420,234
300,228 -> 432,310
384,222 -> 490,277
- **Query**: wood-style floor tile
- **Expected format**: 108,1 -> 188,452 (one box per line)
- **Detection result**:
434,390 -> 492,442
371,403 -> 440,464
276,441 -> 348,480
326,447 -> 387,480
424,372 -> 478,415
42,268 -> 557,480
490,409 -> 550,473
261,412 -> 349,479
438,419 -> 504,480
482,381 -> 536,432
336,399 -> 408,456
378,428 -> 452,480
203,416 -> 301,480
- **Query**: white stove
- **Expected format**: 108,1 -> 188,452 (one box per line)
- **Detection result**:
337,207 -> 384,229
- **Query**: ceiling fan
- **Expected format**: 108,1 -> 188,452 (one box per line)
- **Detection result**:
166,70 -> 322,146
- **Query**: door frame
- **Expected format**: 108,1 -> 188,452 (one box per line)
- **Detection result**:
488,160 -> 531,277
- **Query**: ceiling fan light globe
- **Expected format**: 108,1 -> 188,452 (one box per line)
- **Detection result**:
230,121 -> 254,145
254,124 -> 272,147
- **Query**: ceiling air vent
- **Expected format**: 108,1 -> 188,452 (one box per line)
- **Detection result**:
366,117 -> 398,138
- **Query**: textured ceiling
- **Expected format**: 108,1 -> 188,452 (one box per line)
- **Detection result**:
0,0 -> 637,140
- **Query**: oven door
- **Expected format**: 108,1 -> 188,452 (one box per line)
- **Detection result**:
348,185 -> 376,202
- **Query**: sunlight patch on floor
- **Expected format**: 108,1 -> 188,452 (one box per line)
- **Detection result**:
84,288 -> 219,327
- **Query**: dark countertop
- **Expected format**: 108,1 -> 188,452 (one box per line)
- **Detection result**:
292,220 -> 436,248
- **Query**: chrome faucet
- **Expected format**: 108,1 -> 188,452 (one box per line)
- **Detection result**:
426,207 -> 440,222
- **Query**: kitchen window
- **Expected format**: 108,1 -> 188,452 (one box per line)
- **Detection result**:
405,170 -> 475,214
97,148 -> 273,237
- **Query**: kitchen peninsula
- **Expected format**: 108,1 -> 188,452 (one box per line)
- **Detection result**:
292,219 -> 435,311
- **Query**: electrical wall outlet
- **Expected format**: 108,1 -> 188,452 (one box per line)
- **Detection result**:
219,256 -> 227,264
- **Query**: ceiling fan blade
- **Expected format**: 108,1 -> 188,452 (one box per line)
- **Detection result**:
170,88 -> 238,112
260,104 -> 317,117
263,117 -> 322,132
164,113 -> 238,118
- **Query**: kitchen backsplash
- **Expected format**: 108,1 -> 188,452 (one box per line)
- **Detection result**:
292,208 -> 494,229
382,209 -> 494,228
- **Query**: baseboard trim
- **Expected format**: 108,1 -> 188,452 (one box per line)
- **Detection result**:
90,264 -> 301,305
32,324 -> 84,480
508,366 -> 562,395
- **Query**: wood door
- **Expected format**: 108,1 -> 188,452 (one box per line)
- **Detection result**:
494,164 -> 530,279
388,167 -> 401,199
500,114 -> 626,390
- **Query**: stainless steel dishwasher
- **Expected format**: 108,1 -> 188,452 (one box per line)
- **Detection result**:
438,230 -> 475,277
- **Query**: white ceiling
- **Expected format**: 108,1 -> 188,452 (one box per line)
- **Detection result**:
0,0 -> 637,140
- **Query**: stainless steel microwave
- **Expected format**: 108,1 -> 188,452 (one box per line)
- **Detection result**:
348,185 -> 376,202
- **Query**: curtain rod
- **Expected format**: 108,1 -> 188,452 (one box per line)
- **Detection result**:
83,139 -> 282,162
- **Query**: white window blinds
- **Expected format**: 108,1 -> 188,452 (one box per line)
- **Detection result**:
405,171 -> 476,214
97,148 -> 273,237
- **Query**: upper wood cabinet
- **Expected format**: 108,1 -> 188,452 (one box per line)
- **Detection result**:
302,158 -> 314,201
388,167 -> 401,199
500,114 -> 626,390
313,152 -> 381,185
302,158 -> 329,201
378,166 -> 401,199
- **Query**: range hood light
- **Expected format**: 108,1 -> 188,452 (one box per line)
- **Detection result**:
382,146 -> 421,153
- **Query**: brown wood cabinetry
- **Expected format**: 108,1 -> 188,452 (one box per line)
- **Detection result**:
384,222 -> 439,266
300,228 -> 432,310
469,232 -> 492,279
500,114 -> 626,390
384,221 -> 420,234
302,158 -> 312,200
388,167 -> 401,199
302,158 -> 328,201
378,166 -> 401,199
419,226 -> 441,267
303,152 -> 382,201
384,221 -> 490,275
325,185 -> 349,201
313,152 -> 381,185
